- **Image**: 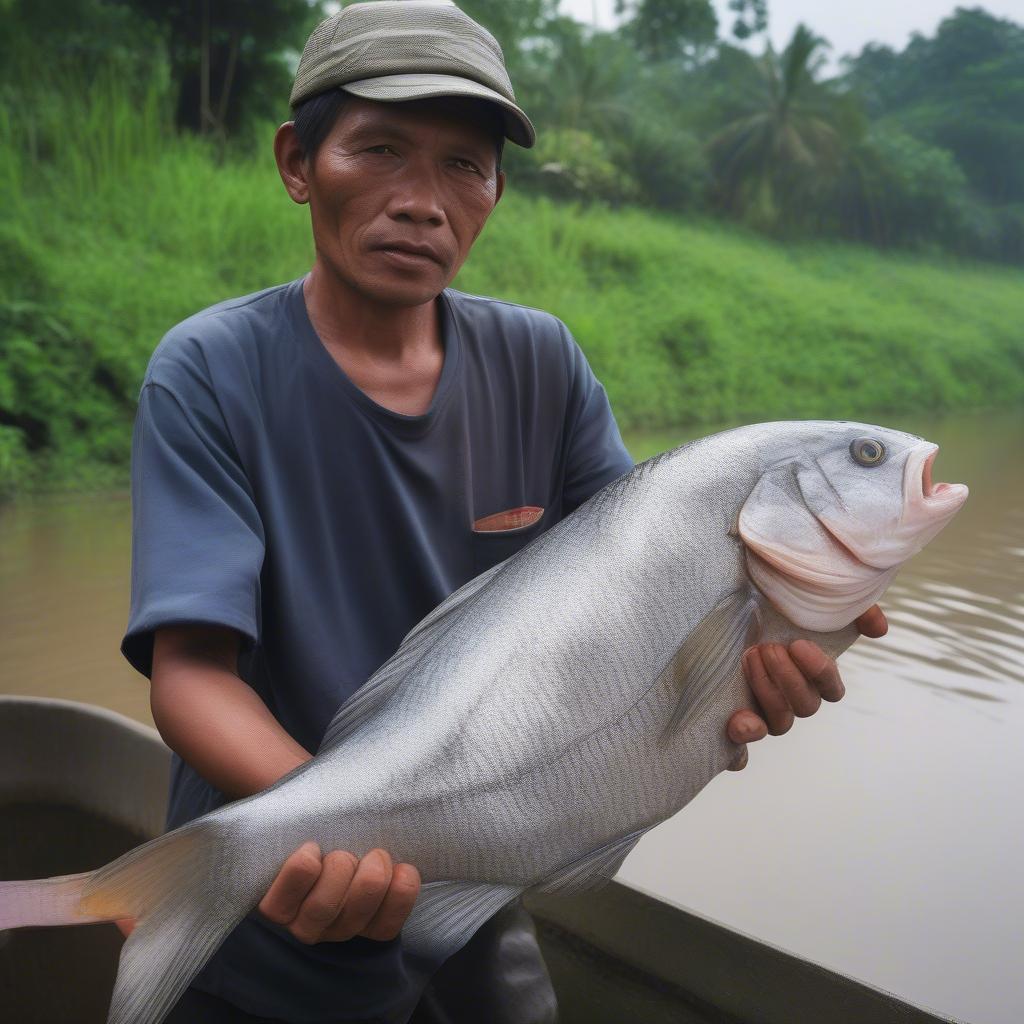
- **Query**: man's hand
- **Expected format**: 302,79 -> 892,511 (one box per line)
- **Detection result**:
114,844 -> 421,944
725,605 -> 888,771
257,843 -> 421,943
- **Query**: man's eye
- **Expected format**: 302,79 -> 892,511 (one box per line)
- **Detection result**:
453,158 -> 481,174
366,145 -> 396,155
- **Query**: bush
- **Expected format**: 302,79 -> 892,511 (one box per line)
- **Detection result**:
612,117 -> 709,211
831,128 -> 969,249
506,128 -> 639,205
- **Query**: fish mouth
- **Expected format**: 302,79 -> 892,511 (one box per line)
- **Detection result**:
907,444 -> 968,510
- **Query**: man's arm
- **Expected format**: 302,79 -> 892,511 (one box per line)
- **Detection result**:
124,624 -> 421,945
150,625 -> 309,796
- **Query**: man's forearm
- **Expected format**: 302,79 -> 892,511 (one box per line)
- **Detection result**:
151,627 -> 311,799
147,624 -> 421,947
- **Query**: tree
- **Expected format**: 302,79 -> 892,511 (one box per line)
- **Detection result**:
518,18 -> 642,137
840,8 -> 1024,206
727,0 -> 767,42
706,24 -> 840,229
110,0 -> 327,146
615,0 -> 717,62
0,0 -> 165,87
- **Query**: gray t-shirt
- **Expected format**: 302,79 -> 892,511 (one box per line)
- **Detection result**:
121,274 -> 634,1022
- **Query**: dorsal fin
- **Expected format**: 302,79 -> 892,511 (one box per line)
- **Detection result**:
317,558 -> 507,755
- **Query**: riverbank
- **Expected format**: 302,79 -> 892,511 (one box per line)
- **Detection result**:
4,84 -> 1024,496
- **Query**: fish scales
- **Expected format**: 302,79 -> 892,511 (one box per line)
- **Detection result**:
215,441 -> 776,882
0,421 -> 968,1024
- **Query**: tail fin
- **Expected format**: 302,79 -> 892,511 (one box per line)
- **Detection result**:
1,820 -> 252,1024
0,870 -> 101,929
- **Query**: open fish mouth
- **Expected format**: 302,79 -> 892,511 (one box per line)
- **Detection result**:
907,444 -> 969,510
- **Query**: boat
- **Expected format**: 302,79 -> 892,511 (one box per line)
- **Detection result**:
0,696 -> 958,1023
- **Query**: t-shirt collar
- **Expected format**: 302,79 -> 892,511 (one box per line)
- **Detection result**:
288,274 -> 462,438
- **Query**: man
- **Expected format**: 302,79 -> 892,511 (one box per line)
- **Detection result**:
120,2 -> 886,1022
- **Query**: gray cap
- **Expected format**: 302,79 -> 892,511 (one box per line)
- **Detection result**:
289,0 -> 536,148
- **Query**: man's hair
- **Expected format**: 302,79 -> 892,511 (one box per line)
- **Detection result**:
292,90 -> 505,176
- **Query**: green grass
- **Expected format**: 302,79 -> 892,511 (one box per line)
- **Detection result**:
3,70 -> 1023,496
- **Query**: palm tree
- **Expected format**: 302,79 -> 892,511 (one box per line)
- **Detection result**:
525,21 -> 641,138
706,24 -> 841,229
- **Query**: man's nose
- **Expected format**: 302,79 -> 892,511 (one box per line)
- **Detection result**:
385,163 -> 446,226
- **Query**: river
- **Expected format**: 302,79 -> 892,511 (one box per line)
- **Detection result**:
1,410 -> 1021,1024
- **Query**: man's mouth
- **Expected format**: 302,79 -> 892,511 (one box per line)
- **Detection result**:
373,242 -> 444,266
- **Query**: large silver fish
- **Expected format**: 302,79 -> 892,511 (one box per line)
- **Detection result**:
0,421 -> 967,1023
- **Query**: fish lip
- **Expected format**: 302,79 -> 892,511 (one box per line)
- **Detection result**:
904,443 -> 968,509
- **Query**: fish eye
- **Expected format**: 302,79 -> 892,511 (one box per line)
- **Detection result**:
850,437 -> 886,467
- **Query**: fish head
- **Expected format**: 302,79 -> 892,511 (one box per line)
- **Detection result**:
737,423 -> 968,632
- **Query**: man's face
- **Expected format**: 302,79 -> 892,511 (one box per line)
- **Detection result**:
297,95 -> 505,308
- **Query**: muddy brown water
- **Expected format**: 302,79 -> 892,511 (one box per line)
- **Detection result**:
1,411 -> 1021,1024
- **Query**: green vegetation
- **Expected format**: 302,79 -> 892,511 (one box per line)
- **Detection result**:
478,2 -> 1024,262
6,1 -> 1024,260
2,64 -> 1023,497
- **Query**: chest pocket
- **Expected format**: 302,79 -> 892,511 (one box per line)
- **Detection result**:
471,505 -> 548,575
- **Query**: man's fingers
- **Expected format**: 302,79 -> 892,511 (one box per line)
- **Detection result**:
726,708 -> 767,745
258,841 -> 323,927
725,745 -> 749,772
855,604 -> 888,638
789,639 -> 845,703
288,849 -> 359,945
360,862 -> 422,941
762,643 -> 821,718
322,849 -> 393,941
743,647 -> 795,735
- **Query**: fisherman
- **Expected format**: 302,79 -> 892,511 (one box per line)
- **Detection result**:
120,2 -> 887,1022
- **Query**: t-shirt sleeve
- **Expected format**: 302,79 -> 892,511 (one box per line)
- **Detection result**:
121,379 -> 266,678
560,328 -> 635,516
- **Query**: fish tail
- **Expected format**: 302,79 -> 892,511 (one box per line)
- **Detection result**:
0,870 -> 98,928
1,819 -> 251,1024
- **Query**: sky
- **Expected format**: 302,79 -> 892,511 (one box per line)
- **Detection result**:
559,0 -> 1024,64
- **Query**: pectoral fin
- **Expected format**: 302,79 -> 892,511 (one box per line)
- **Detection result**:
660,588 -> 762,741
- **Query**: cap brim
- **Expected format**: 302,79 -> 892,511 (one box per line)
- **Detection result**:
341,73 -> 535,148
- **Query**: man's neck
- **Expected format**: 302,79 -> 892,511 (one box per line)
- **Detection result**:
302,262 -> 440,359
301,262 -> 446,417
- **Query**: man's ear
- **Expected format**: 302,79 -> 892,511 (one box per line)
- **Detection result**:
494,169 -> 506,206
274,122 -> 310,205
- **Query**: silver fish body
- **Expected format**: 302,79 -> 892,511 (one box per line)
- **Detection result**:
0,420 -> 968,1024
